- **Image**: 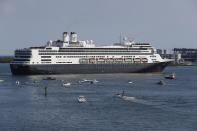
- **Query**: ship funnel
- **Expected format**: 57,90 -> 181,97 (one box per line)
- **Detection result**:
70,32 -> 77,42
63,32 -> 69,43
47,40 -> 53,47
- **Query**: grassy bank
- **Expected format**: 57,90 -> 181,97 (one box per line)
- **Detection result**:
0,57 -> 13,63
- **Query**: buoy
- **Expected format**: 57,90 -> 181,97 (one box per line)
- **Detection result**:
157,80 -> 165,85
44,86 -> 47,96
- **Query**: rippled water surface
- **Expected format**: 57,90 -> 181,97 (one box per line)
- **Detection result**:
0,64 -> 197,131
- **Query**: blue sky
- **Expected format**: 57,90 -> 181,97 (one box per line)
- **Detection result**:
0,0 -> 197,55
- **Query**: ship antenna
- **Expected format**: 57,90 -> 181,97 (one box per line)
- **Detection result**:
120,32 -> 122,44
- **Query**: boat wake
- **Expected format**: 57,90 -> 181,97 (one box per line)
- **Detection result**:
118,96 -> 191,114
121,96 -> 158,106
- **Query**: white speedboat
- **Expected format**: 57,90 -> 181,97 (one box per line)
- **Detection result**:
79,79 -> 99,84
128,81 -> 133,84
116,91 -> 136,100
165,73 -> 176,80
92,79 -> 99,83
78,96 -> 86,103
122,96 -> 136,100
0,80 -> 4,82
62,82 -> 71,86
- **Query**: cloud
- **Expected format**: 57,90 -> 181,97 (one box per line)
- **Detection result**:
0,0 -> 16,14
0,0 -> 38,15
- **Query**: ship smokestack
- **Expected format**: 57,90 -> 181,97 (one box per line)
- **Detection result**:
70,32 -> 77,42
63,32 -> 69,43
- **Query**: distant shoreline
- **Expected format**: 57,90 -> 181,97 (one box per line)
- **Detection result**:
0,57 -> 13,63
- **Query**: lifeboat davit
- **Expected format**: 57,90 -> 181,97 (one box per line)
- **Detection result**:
133,58 -> 141,62
124,58 -> 132,62
141,58 -> 148,62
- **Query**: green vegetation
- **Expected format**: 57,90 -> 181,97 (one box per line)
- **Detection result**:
0,58 -> 13,63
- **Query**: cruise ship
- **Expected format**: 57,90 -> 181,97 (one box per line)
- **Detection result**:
10,32 -> 172,75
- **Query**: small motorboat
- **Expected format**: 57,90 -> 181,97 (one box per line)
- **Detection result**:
92,79 -> 99,84
116,93 -> 121,97
157,80 -> 165,85
33,80 -> 39,83
16,81 -> 20,85
79,79 -> 98,84
116,91 -> 126,98
43,77 -> 56,80
165,73 -> 176,80
0,80 -> 4,82
128,81 -> 133,84
78,96 -> 86,103
62,82 -> 71,86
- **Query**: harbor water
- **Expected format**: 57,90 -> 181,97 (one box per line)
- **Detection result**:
0,63 -> 197,131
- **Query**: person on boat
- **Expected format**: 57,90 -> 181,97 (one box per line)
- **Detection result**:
122,90 -> 126,97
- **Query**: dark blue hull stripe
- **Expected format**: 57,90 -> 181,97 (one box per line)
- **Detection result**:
10,62 -> 169,75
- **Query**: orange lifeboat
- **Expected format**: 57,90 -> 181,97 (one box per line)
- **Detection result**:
106,58 -> 113,62
124,58 -> 133,62
133,58 -> 141,62
115,58 -> 123,62
97,58 -> 105,62
141,58 -> 148,62
89,59 -> 96,62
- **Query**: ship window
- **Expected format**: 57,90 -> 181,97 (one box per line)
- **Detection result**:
13,59 -> 30,61
41,59 -> 51,61
41,56 -> 51,58
15,56 -> 31,58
